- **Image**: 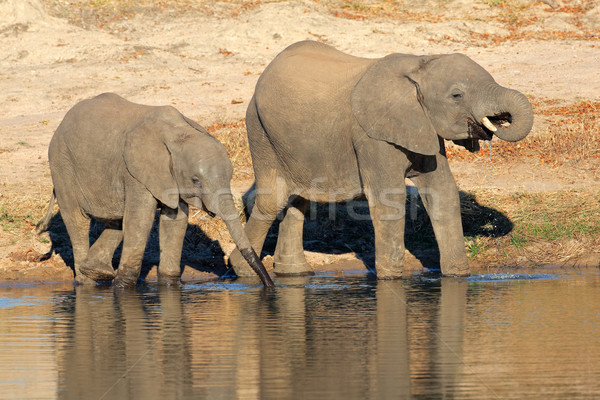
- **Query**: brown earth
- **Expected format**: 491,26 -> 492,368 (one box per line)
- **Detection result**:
0,0 -> 599,283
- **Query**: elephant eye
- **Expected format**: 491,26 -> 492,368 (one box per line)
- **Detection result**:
192,177 -> 201,186
451,91 -> 464,100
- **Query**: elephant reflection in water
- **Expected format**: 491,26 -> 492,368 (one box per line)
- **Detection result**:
54,279 -> 467,398
226,277 -> 468,398
405,278 -> 469,398
54,287 -> 193,400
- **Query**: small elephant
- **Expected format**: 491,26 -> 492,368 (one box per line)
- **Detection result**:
230,40 -> 533,279
38,93 -> 274,288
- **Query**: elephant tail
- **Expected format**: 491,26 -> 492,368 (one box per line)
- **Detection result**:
36,189 -> 56,234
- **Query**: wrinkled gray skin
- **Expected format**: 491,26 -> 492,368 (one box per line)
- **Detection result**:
38,93 -> 274,288
230,41 -> 533,279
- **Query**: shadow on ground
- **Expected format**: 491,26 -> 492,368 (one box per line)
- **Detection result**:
44,212 -> 230,281
250,188 -> 514,272
42,188 -> 513,280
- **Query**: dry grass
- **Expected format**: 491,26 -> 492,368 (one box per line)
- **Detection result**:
320,0 -> 600,43
44,0 -> 265,29
205,119 -> 254,179
42,0 -> 600,55
0,186 -> 52,235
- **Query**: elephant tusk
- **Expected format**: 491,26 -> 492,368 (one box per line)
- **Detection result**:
481,116 -> 497,132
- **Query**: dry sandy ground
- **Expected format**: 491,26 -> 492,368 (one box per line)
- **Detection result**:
0,0 -> 599,282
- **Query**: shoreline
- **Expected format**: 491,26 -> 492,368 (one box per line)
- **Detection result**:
2,247 -> 598,285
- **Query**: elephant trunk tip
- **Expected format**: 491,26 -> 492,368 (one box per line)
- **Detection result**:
240,248 -> 275,288
482,87 -> 534,143
491,109 -> 534,143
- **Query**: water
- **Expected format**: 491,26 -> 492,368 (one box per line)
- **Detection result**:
1,269 -> 599,400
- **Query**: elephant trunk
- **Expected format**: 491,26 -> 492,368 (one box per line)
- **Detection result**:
216,192 -> 275,288
475,84 -> 534,142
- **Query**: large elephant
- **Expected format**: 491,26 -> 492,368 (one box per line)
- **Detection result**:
38,93 -> 274,288
230,40 -> 533,279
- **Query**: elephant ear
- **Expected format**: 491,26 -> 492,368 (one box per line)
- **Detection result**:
124,118 -> 180,209
351,54 -> 440,156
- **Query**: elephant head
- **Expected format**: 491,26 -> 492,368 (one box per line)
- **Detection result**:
123,111 -> 274,287
351,53 -> 533,155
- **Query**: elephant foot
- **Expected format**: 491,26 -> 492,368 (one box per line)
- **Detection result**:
442,266 -> 470,277
113,272 -> 139,288
74,273 -> 99,286
273,251 -> 313,276
79,260 -> 116,282
375,266 -> 404,280
441,259 -> 470,277
158,273 -> 182,286
228,249 -> 260,277
273,261 -> 314,277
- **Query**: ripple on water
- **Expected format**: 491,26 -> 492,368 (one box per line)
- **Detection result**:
0,297 -> 46,308
305,283 -> 353,290
185,281 -> 261,292
467,272 -> 560,283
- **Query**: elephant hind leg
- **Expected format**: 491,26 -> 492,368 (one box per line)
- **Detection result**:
58,204 -> 95,285
79,220 -> 122,282
273,197 -> 313,276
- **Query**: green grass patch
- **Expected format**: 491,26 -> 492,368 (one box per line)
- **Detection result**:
464,190 -> 600,266
509,232 -> 527,248
0,196 -> 48,234
0,207 -> 31,232
508,191 -> 600,241
466,236 -> 487,258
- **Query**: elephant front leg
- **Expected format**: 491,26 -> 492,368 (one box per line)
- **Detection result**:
410,156 -> 469,276
355,139 -> 412,279
228,205 -> 277,277
229,175 -> 289,277
157,202 -> 188,285
113,183 -> 158,288
367,187 -> 408,280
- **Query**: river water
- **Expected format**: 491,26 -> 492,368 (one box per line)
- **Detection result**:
0,269 -> 599,399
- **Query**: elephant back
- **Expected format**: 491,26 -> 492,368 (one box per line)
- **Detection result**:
256,41 -> 373,103
249,41 -> 372,196
48,93 -> 151,218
